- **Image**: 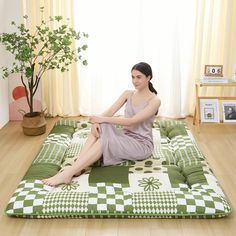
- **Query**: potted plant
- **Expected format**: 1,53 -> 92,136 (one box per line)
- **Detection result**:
0,7 -> 88,135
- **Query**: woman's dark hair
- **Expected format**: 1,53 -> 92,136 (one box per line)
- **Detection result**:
131,62 -> 157,94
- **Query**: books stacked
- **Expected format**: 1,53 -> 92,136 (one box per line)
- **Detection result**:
200,76 -> 228,84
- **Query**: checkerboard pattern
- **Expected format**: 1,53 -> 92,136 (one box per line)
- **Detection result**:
6,180 -> 50,215
88,183 -> 132,213
42,191 -> 88,214
170,135 -> 195,151
133,191 -> 177,215
175,190 -> 226,215
172,183 -> 190,192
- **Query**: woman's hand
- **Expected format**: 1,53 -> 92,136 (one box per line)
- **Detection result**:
89,116 -> 105,124
89,116 -> 105,138
91,123 -> 101,138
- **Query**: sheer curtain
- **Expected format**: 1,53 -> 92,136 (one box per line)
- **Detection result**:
74,0 -> 196,117
22,0 -> 80,117
21,0 -> 236,117
192,0 -> 236,99
74,0 -> 236,118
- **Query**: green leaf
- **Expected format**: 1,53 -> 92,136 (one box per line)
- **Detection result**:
82,44 -> 88,50
40,7 -> 44,12
25,67 -> 33,78
83,33 -> 89,38
55,16 -> 63,22
82,60 -> 88,66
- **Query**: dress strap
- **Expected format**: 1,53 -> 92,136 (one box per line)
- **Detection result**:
128,91 -> 156,108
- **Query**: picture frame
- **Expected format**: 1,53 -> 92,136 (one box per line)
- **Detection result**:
200,99 -> 220,123
222,101 -> 236,123
204,65 -> 223,77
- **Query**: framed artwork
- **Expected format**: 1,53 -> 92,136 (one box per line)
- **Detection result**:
222,102 -> 236,123
204,65 -> 223,77
200,99 -> 220,123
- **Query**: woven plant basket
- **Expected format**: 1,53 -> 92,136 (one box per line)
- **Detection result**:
22,112 -> 46,136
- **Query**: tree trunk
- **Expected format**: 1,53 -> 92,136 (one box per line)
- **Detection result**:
28,64 -> 35,116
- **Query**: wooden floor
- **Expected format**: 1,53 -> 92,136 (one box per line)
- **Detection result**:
0,116 -> 235,236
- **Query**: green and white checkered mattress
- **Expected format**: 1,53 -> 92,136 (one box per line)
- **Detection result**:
5,119 -> 232,219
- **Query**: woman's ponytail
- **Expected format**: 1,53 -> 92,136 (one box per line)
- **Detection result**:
148,81 -> 157,94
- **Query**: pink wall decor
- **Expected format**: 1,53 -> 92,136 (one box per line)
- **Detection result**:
9,75 -> 42,120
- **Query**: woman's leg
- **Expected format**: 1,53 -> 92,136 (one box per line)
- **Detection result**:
79,133 -> 98,156
42,139 -> 102,186
61,133 -> 98,176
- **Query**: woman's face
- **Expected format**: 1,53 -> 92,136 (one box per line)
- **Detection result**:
131,69 -> 150,91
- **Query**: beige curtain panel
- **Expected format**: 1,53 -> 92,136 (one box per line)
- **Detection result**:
22,0 -> 80,117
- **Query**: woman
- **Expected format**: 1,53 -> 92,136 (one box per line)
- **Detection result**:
43,62 -> 161,186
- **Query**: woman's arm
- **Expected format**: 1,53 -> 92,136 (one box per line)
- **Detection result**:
101,90 -> 133,117
90,97 -> 161,126
90,90 -> 132,137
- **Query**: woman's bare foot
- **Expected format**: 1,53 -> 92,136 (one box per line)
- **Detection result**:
42,168 -> 74,186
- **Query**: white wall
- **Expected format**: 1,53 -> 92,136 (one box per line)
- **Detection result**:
0,0 -> 22,128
